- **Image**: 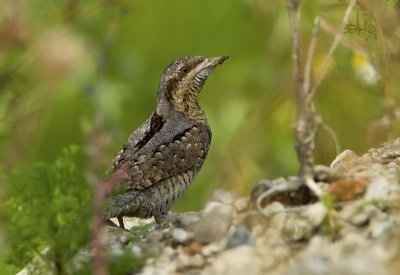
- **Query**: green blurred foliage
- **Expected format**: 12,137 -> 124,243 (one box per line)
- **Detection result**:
2,0 -> 400,207
1,0 -> 400,271
2,146 -> 92,273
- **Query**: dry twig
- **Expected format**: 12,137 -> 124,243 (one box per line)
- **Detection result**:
286,0 -> 357,197
92,164 -> 129,275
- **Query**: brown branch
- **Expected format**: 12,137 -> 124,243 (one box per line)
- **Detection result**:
286,0 -> 322,197
92,164 -> 129,275
286,0 -> 303,103
86,110 -> 129,275
286,0 -> 357,198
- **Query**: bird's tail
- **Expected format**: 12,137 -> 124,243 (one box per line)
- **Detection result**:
103,190 -> 142,220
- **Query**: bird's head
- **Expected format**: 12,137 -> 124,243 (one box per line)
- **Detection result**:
156,56 -> 228,120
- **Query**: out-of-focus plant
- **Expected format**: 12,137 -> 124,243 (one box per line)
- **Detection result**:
3,146 -> 92,273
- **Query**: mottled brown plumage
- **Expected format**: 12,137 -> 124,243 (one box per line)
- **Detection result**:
104,56 -> 228,228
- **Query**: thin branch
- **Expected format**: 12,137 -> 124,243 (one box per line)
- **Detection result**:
92,164 -> 129,275
322,123 -> 341,155
303,16 -> 320,95
310,0 -> 358,98
286,0 -> 304,103
286,0 -> 327,198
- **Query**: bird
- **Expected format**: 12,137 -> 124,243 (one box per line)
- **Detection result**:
104,55 -> 228,228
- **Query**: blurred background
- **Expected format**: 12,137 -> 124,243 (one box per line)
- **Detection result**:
1,0 -> 400,210
2,0 -> 400,272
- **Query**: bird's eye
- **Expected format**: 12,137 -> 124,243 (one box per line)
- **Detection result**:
181,66 -> 189,73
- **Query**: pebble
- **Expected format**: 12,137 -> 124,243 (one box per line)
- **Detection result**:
177,211 -> 201,229
172,228 -> 193,244
146,230 -> 164,243
176,254 -> 204,269
365,175 -> 390,200
17,147 -> 400,275
369,218 -> 397,239
193,202 -> 234,244
301,202 -> 327,227
283,215 -> 313,241
203,245 -> 262,275
340,203 -> 381,226
209,189 -> 241,205
226,225 -> 253,248
233,196 -> 249,213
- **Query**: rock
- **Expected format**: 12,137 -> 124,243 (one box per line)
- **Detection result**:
361,138 -> 400,163
177,211 -> 201,229
369,218 -> 398,239
241,212 -> 270,233
202,201 -> 235,216
301,202 -> 327,227
233,196 -> 249,213
194,202 -> 235,244
102,225 -> 131,242
140,266 -> 171,275
365,175 -> 391,200
201,242 -> 225,257
226,225 -> 253,248
146,230 -> 164,243
171,228 -> 193,244
209,189 -> 241,205
327,178 -> 369,201
259,201 -> 285,216
339,202 -> 382,226
287,233 -> 390,275
186,241 -> 204,255
176,253 -> 205,270
283,215 -> 313,241
202,245 -> 262,275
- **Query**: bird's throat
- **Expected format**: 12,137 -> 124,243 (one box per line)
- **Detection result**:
173,91 -> 207,124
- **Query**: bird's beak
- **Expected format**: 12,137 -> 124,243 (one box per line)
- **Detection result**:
196,56 -> 229,78
204,56 -> 229,70
187,56 -> 228,94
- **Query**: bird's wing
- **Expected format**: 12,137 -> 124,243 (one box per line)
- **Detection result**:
112,113 -> 211,190
127,125 -> 211,190
112,112 -> 162,170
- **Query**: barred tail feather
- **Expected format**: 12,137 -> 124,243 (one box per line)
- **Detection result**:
103,190 -> 142,220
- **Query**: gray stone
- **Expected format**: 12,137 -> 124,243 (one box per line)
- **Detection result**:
172,228 -> 193,243
365,175 -> 391,200
209,189 -> 242,205
194,202 -> 234,244
202,245 -> 262,275
283,215 -> 313,241
226,225 -> 253,248
146,230 -> 164,243
201,242 -> 225,257
340,203 -> 381,226
177,254 -> 205,269
177,211 -> 201,229
301,202 -> 327,227
233,197 -> 249,213
370,218 -> 398,239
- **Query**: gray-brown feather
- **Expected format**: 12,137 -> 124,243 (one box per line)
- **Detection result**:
113,111 -> 210,190
104,55 -> 226,225
106,112 -> 211,222
104,169 -> 197,222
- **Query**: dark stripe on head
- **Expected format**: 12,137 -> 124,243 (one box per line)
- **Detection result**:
164,56 -> 205,99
